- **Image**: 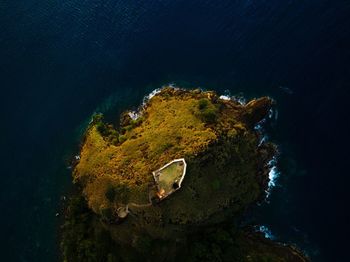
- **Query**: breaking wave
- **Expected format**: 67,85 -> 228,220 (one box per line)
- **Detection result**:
255,225 -> 275,240
265,157 -> 280,199
219,95 -> 231,100
218,90 -> 246,105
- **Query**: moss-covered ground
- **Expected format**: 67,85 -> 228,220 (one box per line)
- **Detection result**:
74,88 -> 273,216
61,87 -> 308,261
61,195 -> 308,262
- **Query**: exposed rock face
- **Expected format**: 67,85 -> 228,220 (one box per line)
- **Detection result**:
241,97 -> 275,128
62,87 -> 308,262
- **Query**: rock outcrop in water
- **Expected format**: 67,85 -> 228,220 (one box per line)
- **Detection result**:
61,87 -> 308,262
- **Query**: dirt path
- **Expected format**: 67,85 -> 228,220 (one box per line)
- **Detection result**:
126,190 -> 153,211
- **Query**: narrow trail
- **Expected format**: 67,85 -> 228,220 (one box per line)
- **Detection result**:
125,190 -> 153,212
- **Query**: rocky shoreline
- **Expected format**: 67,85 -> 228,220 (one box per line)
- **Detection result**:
61,86 -> 309,261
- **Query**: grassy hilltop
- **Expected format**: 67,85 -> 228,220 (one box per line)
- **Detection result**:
61,87 -> 308,262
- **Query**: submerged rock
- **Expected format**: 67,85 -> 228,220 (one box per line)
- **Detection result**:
61,87 -> 308,262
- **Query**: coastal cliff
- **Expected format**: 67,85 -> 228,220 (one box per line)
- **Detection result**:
61,87 -> 308,262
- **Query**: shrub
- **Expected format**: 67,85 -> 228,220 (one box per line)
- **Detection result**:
115,185 -> 130,203
212,228 -> 233,246
227,129 -> 238,138
198,98 -> 209,110
212,179 -> 221,190
108,130 -> 118,138
122,125 -> 133,132
61,195 -> 123,262
121,117 -> 144,133
108,130 -> 119,145
130,116 -> 144,127
134,235 -> 152,254
106,253 -> 119,262
198,98 -> 219,123
106,184 -> 130,203
202,108 -> 218,123
111,138 -> 119,146
96,122 -> 107,135
105,186 -> 116,202
118,135 -> 127,143
93,113 -> 110,136
100,207 -> 113,221
92,113 -> 104,123
93,114 -> 121,140
158,142 -> 174,153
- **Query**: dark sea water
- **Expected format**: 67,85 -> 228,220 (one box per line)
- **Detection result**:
1,0 -> 350,261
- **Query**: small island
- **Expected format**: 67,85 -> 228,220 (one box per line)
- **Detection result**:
61,87 -> 308,262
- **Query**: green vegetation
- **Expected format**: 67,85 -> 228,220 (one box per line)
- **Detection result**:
105,185 -> 117,202
183,224 -> 307,262
198,98 -> 209,110
157,142 -> 174,154
105,184 -> 130,203
197,98 -> 219,123
75,88 -> 219,213
100,207 -> 113,221
62,87 -> 308,262
212,179 -> 221,190
74,87 -> 275,223
121,116 -> 144,133
61,195 -> 121,262
61,197 -> 307,262
118,134 -> 127,143
93,114 -> 120,145
134,235 -> 152,254
188,226 -> 241,261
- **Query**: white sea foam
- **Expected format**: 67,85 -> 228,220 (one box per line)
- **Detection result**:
268,107 -> 279,121
144,88 -> 162,102
219,92 -> 247,105
219,95 -> 231,100
254,123 -> 262,131
230,96 -> 246,105
265,157 -> 280,198
257,225 -> 275,240
268,166 -> 279,188
258,135 -> 268,147
128,111 -> 140,120
142,84 -> 178,105
237,97 -> 246,105
254,121 -> 269,147
251,103 -> 279,198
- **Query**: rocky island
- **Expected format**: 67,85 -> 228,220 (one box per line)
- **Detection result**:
61,87 -> 308,261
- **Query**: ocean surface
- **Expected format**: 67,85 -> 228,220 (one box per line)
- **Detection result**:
1,0 -> 350,261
